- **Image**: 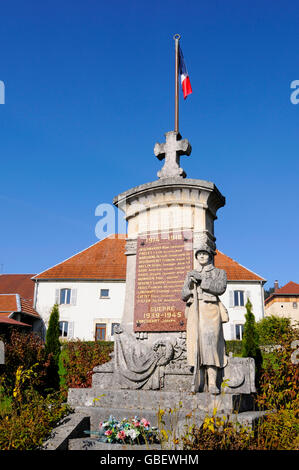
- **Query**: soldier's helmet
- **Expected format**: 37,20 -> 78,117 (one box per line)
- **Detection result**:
195,242 -> 215,259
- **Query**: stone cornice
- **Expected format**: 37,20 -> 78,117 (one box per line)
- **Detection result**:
113,178 -> 225,219
114,178 -> 225,206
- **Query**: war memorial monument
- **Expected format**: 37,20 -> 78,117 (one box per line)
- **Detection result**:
66,36 -> 260,449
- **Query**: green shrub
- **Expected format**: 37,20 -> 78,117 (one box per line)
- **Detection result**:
0,330 -> 50,395
256,408 -> 299,450
254,324 -> 299,448
45,305 -> 61,364
0,389 -> 71,450
45,304 -> 61,391
256,315 -> 291,345
0,388 -> 12,417
257,325 -> 299,411
242,299 -> 263,386
181,408 -> 299,450
242,299 -> 261,358
225,340 -> 243,356
181,412 -> 255,450
61,340 -> 114,388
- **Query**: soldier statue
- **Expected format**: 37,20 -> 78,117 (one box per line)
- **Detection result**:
182,243 -> 229,394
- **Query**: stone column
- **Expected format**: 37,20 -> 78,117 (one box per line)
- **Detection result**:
121,238 -> 137,332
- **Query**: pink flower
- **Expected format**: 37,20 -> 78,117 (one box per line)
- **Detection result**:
141,418 -> 150,427
99,422 -> 103,428
105,430 -> 112,436
117,431 -> 126,440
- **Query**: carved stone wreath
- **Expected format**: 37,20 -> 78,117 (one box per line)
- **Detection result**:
152,339 -> 174,366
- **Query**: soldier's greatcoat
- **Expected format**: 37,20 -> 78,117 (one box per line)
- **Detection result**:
182,263 -> 229,368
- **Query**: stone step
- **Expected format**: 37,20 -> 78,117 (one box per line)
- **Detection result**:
40,405 -> 268,450
71,405 -> 206,436
67,408 -> 268,451
68,388 -> 255,414
68,438 -> 168,451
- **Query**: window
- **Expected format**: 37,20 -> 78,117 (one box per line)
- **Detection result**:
100,289 -> 109,298
59,321 -> 68,337
95,323 -> 106,341
234,290 -> 244,307
229,290 -> 247,308
55,288 -> 77,306
111,323 -> 120,336
235,324 -> 244,340
293,302 -> 298,309
60,288 -> 71,305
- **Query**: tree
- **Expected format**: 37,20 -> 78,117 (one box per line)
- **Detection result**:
45,304 -> 61,390
242,298 -> 263,386
264,287 -> 274,300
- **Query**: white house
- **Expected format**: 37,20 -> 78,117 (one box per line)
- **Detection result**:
33,235 -> 127,342
33,234 -> 266,342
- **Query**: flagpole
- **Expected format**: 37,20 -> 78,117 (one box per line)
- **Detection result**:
174,34 -> 180,133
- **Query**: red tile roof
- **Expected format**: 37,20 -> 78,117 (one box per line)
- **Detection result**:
33,235 -> 265,282
19,298 -> 40,318
34,234 -> 127,280
0,275 -> 40,323
265,281 -> 299,305
274,281 -> 299,295
0,294 -> 18,312
0,312 -> 31,326
0,274 -> 35,302
214,251 -> 265,281
0,294 -> 40,318
0,312 -> 13,317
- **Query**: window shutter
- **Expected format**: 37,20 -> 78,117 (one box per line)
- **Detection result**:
229,291 -> 234,307
68,322 -> 74,339
71,289 -> 77,306
230,323 -> 235,341
55,289 -> 60,304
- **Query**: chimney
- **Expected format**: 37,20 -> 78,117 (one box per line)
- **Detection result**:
274,280 -> 279,292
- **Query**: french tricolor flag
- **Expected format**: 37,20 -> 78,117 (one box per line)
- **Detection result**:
178,44 -> 192,99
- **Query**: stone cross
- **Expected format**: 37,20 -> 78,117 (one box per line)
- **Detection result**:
154,131 -> 192,179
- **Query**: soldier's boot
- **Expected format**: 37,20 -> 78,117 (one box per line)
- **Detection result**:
207,366 -> 220,395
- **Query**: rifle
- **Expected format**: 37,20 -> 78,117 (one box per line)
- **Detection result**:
191,277 -> 201,393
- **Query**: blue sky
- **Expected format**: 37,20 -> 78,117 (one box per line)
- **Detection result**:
0,0 -> 298,289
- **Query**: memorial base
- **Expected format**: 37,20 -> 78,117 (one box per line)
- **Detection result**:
66,388 -> 265,450
66,348 -> 260,450
68,388 -> 256,416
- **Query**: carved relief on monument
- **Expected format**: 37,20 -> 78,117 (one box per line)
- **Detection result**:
113,325 -> 187,390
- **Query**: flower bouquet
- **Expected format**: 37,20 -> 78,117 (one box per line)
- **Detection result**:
84,415 -> 159,445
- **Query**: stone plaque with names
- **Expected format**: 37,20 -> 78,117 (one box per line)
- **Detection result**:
134,230 -> 193,332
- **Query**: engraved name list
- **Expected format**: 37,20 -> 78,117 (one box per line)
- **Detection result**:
134,231 -> 193,332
